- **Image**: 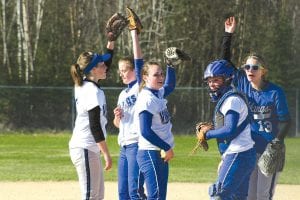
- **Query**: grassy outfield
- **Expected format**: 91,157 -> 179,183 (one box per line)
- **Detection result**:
0,133 -> 299,184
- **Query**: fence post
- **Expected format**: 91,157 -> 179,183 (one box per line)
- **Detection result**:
296,89 -> 299,137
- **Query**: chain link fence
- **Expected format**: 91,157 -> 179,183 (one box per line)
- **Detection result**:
0,86 -> 299,136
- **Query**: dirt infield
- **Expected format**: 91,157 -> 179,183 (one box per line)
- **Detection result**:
0,181 -> 299,200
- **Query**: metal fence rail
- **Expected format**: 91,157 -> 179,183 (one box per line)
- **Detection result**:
0,86 -> 299,136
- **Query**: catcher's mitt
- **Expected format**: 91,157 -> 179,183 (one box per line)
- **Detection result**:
106,13 -> 128,41
126,6 -> 143,34
164,47 -> 191,66
257,138 -> 285,177
190,122 -> 213,154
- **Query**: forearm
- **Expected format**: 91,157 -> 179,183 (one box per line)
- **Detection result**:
135,59 -> 144,84
104,43 -> 114,68
113,117 -> 120,128
276,120 -> 291,141
131,30 -> 142,59
106,41 -> 114,50
97,140 -> 110,156
206,110 -> 239,140
163,66 -> 176,97
140,111 -> 171,151
221,32 -> 233,61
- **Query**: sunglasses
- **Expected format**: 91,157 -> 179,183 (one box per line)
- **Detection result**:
242,64 -> 263,71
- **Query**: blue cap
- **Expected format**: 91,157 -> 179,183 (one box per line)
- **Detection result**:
83,53 -> 111,74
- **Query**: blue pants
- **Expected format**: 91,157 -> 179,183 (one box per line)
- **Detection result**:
209,148 -> 256,200
118,143 -> 146,200
137,150 -> 169,200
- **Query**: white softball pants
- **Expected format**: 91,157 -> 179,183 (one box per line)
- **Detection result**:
70,148 -> 104,200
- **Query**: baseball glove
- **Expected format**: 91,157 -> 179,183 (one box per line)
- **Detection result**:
257,138 -> 286,177
126,6 -> 143,34
164,47 -> 191,66
190,122 -> 213,154
105,13 -> 128,41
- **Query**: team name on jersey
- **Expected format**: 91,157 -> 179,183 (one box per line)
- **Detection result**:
159,108 -> 171,124
249,103 -> 273,133
249,104 -> 271,120
120,94 -> 137,110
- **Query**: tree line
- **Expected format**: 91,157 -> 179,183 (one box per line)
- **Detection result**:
0,0 -> 299,89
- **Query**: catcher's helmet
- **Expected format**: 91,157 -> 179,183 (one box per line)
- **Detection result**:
204,59 -> 234,81
204,60 -> 235,102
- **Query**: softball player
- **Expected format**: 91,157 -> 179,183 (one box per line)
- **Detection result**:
69,41 -> 114,200
203,60 -> 256,199
113,29 -> 146,200
222,17 -> 291,200
134,61 -> 176,200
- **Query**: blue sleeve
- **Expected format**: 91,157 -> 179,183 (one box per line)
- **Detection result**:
276,87 -> 290,121
139,111 -> 171,151
135,59 -> 144,84
206,110 -> 239,140
163,65 -> 176,97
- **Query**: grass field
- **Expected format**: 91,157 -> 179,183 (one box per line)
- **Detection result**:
0,132 -> 299,184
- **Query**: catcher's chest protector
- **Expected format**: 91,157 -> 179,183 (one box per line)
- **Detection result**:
213,89 -> 249,142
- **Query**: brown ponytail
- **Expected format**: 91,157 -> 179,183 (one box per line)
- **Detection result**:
70,52 -> 93,86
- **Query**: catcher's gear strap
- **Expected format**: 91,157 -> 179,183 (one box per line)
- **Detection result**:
213,88 -> 251,154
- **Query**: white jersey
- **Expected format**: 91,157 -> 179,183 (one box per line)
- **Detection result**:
135,88 -> 174,150
69,81 -> 107,153
220,95 -> 254,156
117,82 -> 139,146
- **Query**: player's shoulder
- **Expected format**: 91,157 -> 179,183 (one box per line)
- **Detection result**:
265,81 -> 284,92
264,82 -> 287,99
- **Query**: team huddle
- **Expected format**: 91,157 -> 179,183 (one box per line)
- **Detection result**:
69,7 -> 290,200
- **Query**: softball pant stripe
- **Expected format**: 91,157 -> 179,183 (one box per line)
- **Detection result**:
84,149 -> 91,200
210,148 -> 256,200
137,150 -> 169,200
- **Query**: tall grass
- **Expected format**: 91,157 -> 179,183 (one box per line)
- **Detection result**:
0,133 -> 299,184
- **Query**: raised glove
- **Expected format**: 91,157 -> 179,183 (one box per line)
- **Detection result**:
257,138 -> 285,177
126,7 -> 143,34
190,122 -> 213,154
106,13 -> 128,41
164,47 -> 191,66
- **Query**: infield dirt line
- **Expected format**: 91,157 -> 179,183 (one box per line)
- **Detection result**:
0,181 -> 299,200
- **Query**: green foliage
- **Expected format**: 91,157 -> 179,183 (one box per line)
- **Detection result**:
0,133 -> 299,184
0,0 -> 299,88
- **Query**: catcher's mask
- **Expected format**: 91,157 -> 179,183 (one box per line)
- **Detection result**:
203,60 -> 234,102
